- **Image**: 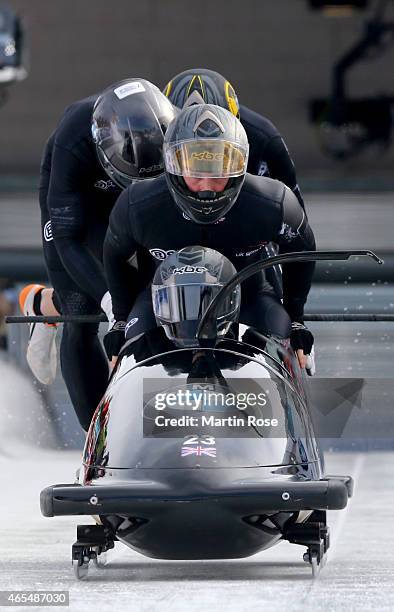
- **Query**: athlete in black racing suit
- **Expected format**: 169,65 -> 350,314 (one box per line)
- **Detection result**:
32,79 -> 177,430
103,104 -> 315,367
104,172 -> 315,344
38,97 -> 120,430
103,104 -> 316,364
163,68 -> 305,299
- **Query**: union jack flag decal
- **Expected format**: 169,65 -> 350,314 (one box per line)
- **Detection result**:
181,445 -> 217,457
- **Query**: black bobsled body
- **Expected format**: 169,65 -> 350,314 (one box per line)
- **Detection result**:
41,328 -> 351,561
35,249 -> 384,576
33,250 -> 383,578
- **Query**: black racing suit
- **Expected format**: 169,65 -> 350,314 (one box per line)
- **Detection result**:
241,104 -> 305,294
240,104 -> 304,210
103,174 -> 316,343
39,95 -> 122,430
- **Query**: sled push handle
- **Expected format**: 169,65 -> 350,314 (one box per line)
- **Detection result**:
5,312 -> 394,323
6,314 -> 108,324
5,312 -> 394,324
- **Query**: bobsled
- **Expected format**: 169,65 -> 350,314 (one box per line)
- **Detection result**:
39,249 -> 382,579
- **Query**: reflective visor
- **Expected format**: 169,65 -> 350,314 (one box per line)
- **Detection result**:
164,139 -> 248,178
152,283 -> 240,323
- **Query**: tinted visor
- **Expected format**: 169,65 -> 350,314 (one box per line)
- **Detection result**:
164,139 -> 248,178
152,283 -> 240,324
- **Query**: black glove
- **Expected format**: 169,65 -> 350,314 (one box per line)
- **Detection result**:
290,322 -> 314,355
103,320 -> 126,360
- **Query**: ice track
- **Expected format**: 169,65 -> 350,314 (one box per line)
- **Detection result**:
1,442 -> 394,610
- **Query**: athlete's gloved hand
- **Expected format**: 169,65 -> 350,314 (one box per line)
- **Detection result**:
100,291 -> 115,331
290,322 -> 315,374
103,320 -> 126,360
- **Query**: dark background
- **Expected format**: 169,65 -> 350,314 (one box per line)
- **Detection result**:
2,0 -> 394,181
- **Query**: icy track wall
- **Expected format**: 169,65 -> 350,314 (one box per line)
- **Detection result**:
0,357 -> 57,453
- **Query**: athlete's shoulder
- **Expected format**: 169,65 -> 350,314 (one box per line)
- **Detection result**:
53,95 -> 98,151
242,173 -> 286,205
126,174 -> 171,208
240,104 -> 281,141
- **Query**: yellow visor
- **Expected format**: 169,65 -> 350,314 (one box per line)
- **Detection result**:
164,138 -> 249,178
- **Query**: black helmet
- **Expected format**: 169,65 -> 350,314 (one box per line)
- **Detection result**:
91,78 -> 177,188
152,246 -> 241,347
163,104 -> 249,224
164,68 -> 240,118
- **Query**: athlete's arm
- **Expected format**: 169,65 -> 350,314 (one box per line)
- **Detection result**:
103,189 -> 141,321
48,144 -> 108,303
264,136 -> 305,210
276,186 -> 316,323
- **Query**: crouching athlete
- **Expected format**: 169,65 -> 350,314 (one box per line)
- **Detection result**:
103,104 -> 316,367
19,79 -> 177,430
